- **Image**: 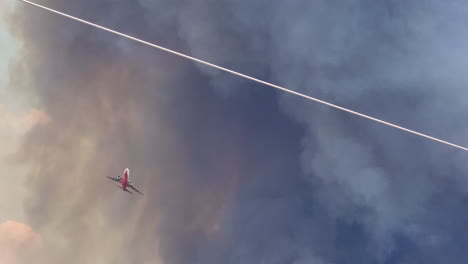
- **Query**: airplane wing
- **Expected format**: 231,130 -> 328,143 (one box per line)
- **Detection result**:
114,185 -> 133,194
106,176 -> 121,182
128,184 -> 143,195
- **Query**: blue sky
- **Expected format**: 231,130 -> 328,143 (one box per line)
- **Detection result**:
0,7 -> 16,94
4,0 -> 468,263
0,0 -> 32,227
0,0 -> 21,108
0,29 -> 15,84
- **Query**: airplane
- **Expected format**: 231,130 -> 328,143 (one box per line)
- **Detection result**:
106,168 -> 143,195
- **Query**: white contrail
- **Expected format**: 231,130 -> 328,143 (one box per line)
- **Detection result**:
19,0 -> 468,152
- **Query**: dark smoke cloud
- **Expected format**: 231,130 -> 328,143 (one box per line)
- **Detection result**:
175,0 -> 468,262
7,0 -> 468,263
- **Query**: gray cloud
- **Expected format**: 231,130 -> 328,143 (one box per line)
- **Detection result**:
173,0 -> 468,262
8,0 -> 468,263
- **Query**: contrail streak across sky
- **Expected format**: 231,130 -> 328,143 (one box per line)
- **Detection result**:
19,0 -> 468,152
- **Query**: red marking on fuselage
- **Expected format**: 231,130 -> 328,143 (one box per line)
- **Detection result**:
121,168 -> 129,190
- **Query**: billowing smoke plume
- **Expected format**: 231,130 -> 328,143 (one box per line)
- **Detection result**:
6,0 -> 468,263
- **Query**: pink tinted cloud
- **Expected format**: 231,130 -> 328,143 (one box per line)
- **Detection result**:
0,106 -> 51,132
0,221 -> 45,264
